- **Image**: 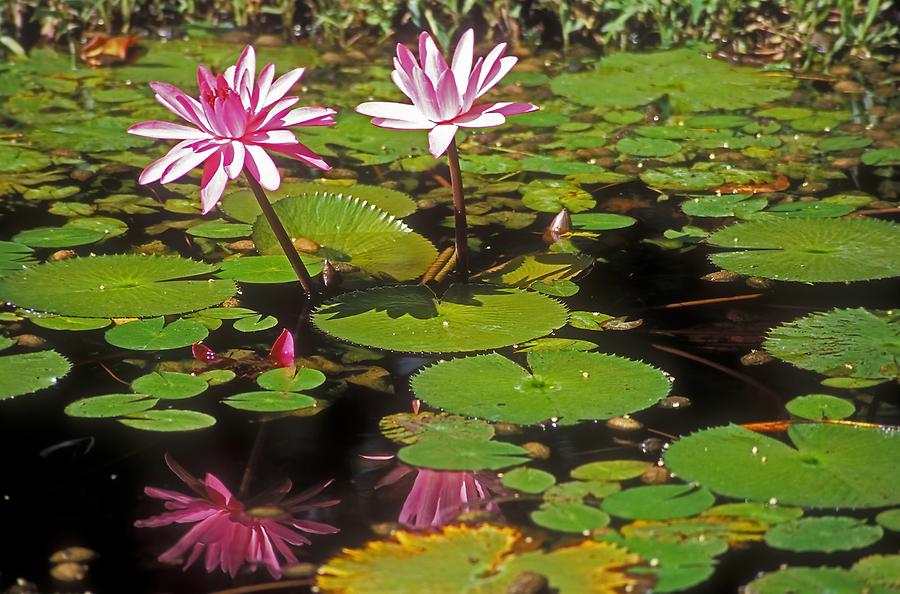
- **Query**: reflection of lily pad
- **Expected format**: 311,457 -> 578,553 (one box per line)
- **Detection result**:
411,350 -> 670,425
665,423 -> 900,509
764,308 -> 899,380
0,255 -> 236,318
312,284 -> 568,353
551,48 -> 794,113
0,350 -> 71,400
708,219 -> 900,282
252,194 -> 436,281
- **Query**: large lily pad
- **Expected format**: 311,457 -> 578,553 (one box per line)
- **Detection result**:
317,524 -> 642,594
312,284 -> 568,353
764,308 -> 899,380
252,194 -> 436,281
764,516 -> 883,552
0,255 -> 236,318
743,554 -> 900,594
707,219 -> 900,282
0,350 -> 70,400
551,48 -> 795,113
664,423 -> 900,509
411,351 -> 670,425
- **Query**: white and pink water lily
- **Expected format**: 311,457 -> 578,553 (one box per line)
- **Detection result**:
128,45 -> 336,214
356,29 -> 538,158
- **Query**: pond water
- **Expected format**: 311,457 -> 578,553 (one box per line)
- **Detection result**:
0,37 -> 898,594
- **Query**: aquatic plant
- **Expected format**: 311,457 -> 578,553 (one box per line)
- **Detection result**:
356,29 -> 537,279
136,455 -> 339,579
128,45 -> 336,294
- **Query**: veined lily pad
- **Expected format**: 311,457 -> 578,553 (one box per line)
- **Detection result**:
379,412 -> 495,445
131,371 -> 209,400
0,255 -> 236,318
0,350 -> 70,400
477,253 -> 593,288
551,48 -> 794,113
65,393 -> 158,418
119,409 -> 216,432
664,423 -> 900,509
252,193 -> 436,281
312,284 -> 568,353
215,255 -> 323,284
105,317 -> 209,351
0,241 -> 35,275
411,351 -> 670,425
764,308 -> 899,380
219,181 -> 417,222
616,137 -> 681,158
764,516 -> 882,552
707,219 -> 900,282
13,226 -> 106,248
601,485 -> 715,520
501,467 -> 557,494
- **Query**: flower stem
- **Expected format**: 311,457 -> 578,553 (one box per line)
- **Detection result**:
445,138 -> 469,283
244,173 -> 316,297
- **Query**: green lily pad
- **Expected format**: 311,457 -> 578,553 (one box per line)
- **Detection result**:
681,194 -> 767,217
570,213 -> 636,231
0,241 -> 35,276
30,116 -> 151,152
411,350 -> 670,425
616,137 -> 681,157
551,48 -> 794,113
219,181 -> 417,222
764,308 -> 899,380
571,460 -> 652,481
0,350 -> 71,400
105,317 -> 209,351
601,485 -> 715,520
186,221 -> 252,239
747,201 -> 855,220
256,367 -> 326,391
252,193 -> 436,281
379,412 -> 495,445
30,316 -> 111,331
764,516 -> 883,552
816,135 -> 872,152
861,147 -> 900,166
119,409 -> 216,431
707,219 -> 900,282
876,509 -> 900,532
398,435 -> 530,471
0,145 -> 52,174
531,501 -> 611,533
223,390 -> 317,412
501,467 -> 557,494
754,107 -> 813,120
232,314 -> 278,332
703,502 -> 803,525
743,555 -> 900,594
785,394 -> 856,420
131,371 -> 209,400
641,167 -> 724,191
521,185 -> 595,213
685,114 -> 752,129
478,253 -> 593,288
215,255 -> 323,284
0,255 -> 236,318
312,284 -> 568,353
664,423 -> 900,509
518,155 -> 600,175
12,226 -> 106,248
615,537 -> 723,593
65,393 -> 158,418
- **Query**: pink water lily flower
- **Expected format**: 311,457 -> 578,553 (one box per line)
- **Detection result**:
268,328 -> 295,368
356,29 -> 538,157
136,455 -> 339,579
128,45 -> 336,214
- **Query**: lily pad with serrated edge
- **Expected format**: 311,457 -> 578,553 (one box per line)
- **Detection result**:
65,393 -> 158,418
707,218 -> 900,282
0,255 -> 236,318
312,284 -> 568,354
119,409 -> 216,431
131,371 -> 208,400
105,317 -> 209,351
0,350 -> 71,400
411,350 -> 670,425
764,308 -> 899,380
664,423 -> 900,509
601,485 -> 715,520
215,255 -> 323,284
251,193 -> 436,281
219,181 -> 417,222
764,516 -> 883,552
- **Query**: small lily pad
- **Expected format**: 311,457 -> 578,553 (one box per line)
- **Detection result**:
0,350 -> 71,400
531,501 -> 610,533
65,393 -> 158,418
501,467 -> 557,494
30,316 -> 111,331
764,516 -> 883,552
223,391 -> 317,412
186,221 -> 252,239
571,460 -> 652,481
601,485 -> 715,520
215,255 -> 323,284
256,367 -> 326,391
785,394 -> 855,420
13,226 -> 105,248
616,137 -> 681,157
131,371 -> 208,400
119,409 -> 216,431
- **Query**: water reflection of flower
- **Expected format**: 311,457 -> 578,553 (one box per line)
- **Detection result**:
136,455 -> 339,579
376,464 -> 504,529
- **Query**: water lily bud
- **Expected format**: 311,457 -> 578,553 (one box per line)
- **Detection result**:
321,259 -> 342,289
542,208 -> 572,244
191,343 -> 220,363
269,329 -> 296,368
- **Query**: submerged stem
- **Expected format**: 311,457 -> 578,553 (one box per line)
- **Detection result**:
244,173 -> 316,297
445,138 -> 469,282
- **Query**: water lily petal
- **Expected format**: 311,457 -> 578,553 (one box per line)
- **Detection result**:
451,29 -> 474,92
200,150 -> 228,214
267,141 -> 331,171
428,124 -> 458,158
418,31 -> 448,86
223,141 -> 245,179
370,117 -> 435,130
484,101 -> 538,115
476,56 -> 517,98
159,143 -> 219,184
435,69 -> 462,121
279,106 -> 337,127
357,101 -> 428,122
454,111 -> 506,128
411,66 -> 441,121
244,144 -> 281,191
261,67 -> 305,110
128,120 -> 210,140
